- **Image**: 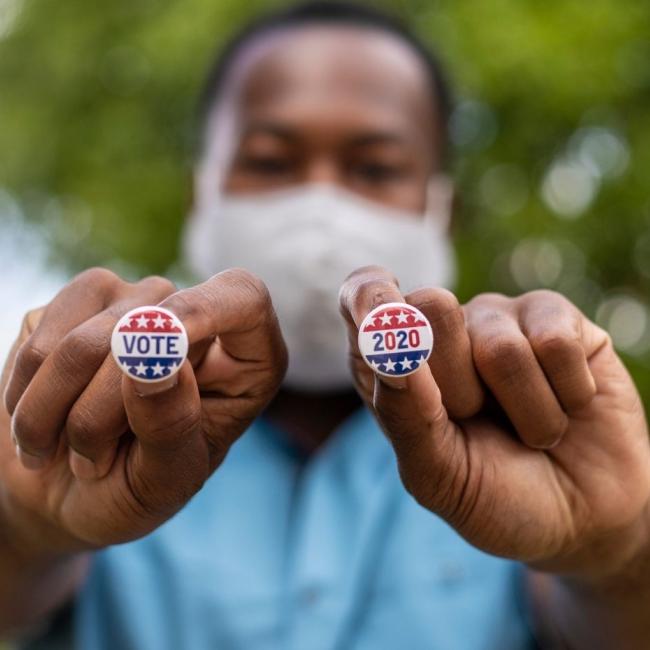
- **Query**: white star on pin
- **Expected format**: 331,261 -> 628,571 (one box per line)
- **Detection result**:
379,313 -> 393,326
395,311 -> 409,324
370,360 -> 381,371
151,362 -> 165,376
134,362 -> 147,376
135,314 -> 149,329
384,358 -> 397,372
153,314 -> 166,329
399,357 -> 414,370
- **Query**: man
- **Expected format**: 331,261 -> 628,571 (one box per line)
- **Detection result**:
1,2 -> 649,648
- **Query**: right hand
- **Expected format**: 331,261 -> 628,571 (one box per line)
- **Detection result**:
0,267 -> 287,557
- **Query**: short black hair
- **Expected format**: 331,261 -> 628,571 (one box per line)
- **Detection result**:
197,1 -> 453,164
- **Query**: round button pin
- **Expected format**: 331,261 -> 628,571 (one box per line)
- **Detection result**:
358,302 -> 433,378
111,306 -> 188,383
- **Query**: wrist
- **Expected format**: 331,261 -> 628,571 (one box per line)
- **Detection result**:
527,508 -> 650,650
528,496 -> 650,587
0,492 -> 91,638
0,485 -> 89,566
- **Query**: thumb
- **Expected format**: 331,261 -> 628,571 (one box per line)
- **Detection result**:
339,266 -> 468,519
372,363 -> 468,521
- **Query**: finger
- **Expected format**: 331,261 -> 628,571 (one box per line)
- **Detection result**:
467,294 -> 569,449
338,265 -> 408,391
339,267 -> 470,520
64,277 -> 178,479
0,327 -> 35,466
371,363 -> 469,521
12,277 -> 176,468
4,268 -> 123,414
1,307 -> 45,421
64,356 -> 128,480
121,362 -> 208,516
519,291 -> 597,413
160,269 -> 287,396
406,287 -> 484,419
12,309 -> 118,464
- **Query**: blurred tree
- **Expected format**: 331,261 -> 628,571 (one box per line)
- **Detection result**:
1,0 -> 649,399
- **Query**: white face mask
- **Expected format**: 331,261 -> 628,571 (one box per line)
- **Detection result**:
183,183 -> 456,391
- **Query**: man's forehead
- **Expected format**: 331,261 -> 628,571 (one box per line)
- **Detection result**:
216,24 -> 435,129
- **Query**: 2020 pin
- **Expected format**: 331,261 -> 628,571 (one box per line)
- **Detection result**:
357,302 -> 433,378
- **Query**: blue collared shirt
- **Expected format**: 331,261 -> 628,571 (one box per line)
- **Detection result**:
74,407 -> 535,649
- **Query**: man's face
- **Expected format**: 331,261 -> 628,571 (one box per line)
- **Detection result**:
197,25 -> 443,214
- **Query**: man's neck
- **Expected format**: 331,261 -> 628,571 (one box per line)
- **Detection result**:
264,387 -> 363,455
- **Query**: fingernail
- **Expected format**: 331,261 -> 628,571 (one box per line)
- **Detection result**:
16,445 -> 47,471
69,449 -> 99,480
133,375 -> 178,397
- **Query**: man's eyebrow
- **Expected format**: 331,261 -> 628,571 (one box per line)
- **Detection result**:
345,132 -> 409,147
241,122 -> 299,142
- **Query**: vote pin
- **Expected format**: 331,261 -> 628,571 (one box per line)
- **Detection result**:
111,306 -> 188,383
358,302 -> 433,378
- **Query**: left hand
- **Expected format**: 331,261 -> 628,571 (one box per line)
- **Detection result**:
339,266 -> 650,579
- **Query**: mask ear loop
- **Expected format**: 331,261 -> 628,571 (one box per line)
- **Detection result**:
424,174 -> 454,233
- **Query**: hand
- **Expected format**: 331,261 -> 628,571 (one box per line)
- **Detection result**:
340,266 -> 650,578
1,267 -> 286,557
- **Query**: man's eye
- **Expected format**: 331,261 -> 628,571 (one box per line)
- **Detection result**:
353,163 -> 404,183
240,156 -> 293,175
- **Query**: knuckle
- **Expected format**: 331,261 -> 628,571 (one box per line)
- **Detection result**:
529,331 -> 581,362
467,306 -> 510,333
411,288 -> 461,326
473,334 -> 528,375
425,287 -> 460,312
66,404 -> 101,454
525,288 -> 566,304
137,275 -> 176,298
465,292 -> 509,310
58,328 -> 108,375
74,266 -> 121,291
15,337 -> 49,375
21,307 -> 46,337
11,408 -> 49,453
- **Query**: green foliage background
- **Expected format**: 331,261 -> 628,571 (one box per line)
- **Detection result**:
1,0 -> 649,401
